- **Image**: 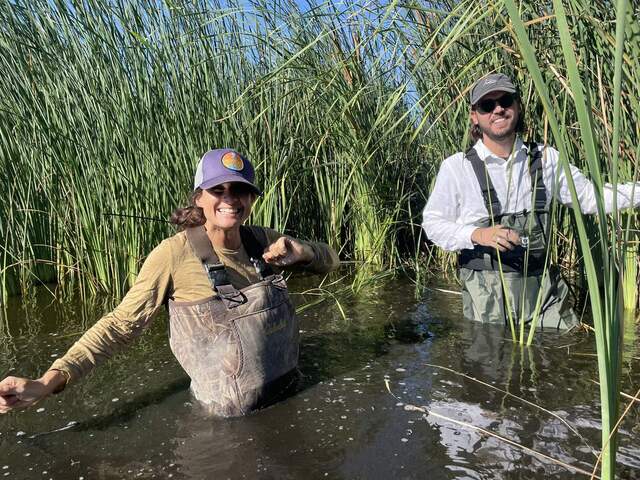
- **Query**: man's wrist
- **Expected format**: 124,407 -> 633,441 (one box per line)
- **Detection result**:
470,228 -> 482,245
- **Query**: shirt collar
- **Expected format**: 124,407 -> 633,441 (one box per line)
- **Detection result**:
474,137 -> 527,164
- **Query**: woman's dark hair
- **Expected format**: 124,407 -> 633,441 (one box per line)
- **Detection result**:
170,188 -> 206,230
469,96 -> 526,144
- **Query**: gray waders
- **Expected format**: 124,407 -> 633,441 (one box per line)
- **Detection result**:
168,226 -> 299,416
458,144 -> 578,330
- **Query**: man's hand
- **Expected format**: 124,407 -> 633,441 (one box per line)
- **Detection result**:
0,371 -> 66,414
471,225 -> 520,252
262,237 -> 314,267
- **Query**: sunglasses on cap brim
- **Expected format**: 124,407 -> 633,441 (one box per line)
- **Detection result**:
474,93 -> 516,114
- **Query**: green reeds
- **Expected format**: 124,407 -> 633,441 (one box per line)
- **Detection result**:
622,240 -> 637,311
502,0 -> 635,477
1,0 -> 639,475
0,0 -> 426,298
391,0 -> 638,476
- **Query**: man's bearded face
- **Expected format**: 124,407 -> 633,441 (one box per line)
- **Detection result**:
470,91 -> 520,142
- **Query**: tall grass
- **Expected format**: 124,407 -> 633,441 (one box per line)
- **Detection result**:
501,0 -> 636,476
407,0 -> 638,476
0,0 -> 425,300
1,1 -> 638,474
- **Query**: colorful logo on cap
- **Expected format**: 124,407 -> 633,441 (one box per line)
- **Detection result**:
221,151 -> 244,171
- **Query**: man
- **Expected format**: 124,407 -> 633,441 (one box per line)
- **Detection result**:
422,73 -> 640,329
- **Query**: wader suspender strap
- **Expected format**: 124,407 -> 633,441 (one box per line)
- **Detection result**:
185,227 -> 246,308
239,226 -> 275,278
466,144 -> 547,216
465,147 -> 501,270
465,147 -> 501,218
527,143 -> 546,211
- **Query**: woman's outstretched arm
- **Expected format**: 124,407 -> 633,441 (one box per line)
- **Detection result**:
0,238 -> 175,413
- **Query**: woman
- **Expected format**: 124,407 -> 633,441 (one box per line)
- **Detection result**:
0,149 -> 340,416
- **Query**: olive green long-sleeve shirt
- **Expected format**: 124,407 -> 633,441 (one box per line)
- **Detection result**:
49,227 -> 339,385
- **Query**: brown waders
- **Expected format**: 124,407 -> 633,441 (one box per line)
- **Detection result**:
168,226 -> 299,416
458,144 -> 579,330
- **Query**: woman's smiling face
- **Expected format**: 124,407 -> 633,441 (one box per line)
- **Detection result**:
196,182 -> 256,232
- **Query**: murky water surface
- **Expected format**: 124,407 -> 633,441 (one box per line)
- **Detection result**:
1,275 -> 639,479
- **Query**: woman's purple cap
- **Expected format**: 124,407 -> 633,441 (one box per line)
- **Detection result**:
193,149 -> 261,195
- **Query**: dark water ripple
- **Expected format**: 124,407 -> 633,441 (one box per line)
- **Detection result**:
0,276 -> 638,479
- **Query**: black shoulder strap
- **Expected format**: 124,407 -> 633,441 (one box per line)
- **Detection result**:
186,226 -> 220,266
527,142 -> 547,211
240,226 -> 267,260
240,226 -> 274,277
466,147 -> 501,218
185,226 -> 244,307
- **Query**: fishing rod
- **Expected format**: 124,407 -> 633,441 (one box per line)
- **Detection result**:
103,213 -> 171,223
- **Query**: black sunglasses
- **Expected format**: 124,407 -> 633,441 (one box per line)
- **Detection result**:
475,93 -> 516,114
207,183 -> 257,196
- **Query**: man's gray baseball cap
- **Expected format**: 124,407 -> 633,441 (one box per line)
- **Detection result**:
470,73 -> 517,105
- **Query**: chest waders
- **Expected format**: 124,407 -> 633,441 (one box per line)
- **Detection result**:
167,226 -> 299,416
457,144 -> 577,329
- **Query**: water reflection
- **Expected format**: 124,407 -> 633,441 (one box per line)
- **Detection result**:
0,276 -> 638,479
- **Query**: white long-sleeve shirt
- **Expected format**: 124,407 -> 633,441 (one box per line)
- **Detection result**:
422,138 -> 640,252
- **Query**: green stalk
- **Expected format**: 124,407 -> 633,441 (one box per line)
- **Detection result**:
502,0 -> 632,477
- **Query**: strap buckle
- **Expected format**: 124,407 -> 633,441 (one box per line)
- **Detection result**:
206,263 -> 226,273
205,263 -> 231,287
204,263 -> 247,308
250,257 -> 270,279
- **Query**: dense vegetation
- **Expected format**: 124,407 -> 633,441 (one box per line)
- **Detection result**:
1,0 -> 635,299
1,1 -> 638,476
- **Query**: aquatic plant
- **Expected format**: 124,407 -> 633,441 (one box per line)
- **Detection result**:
1,2 -> 638,474
0,0 -> 425,300
394,0 -> 638,476
502,0 -> 635,477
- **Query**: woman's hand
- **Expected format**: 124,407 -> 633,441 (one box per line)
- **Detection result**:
0,370 -> 67,414
471,225 -> 520,252
262,237 -> 314,267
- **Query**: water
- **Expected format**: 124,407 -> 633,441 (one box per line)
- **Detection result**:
1,276 -> 639,479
